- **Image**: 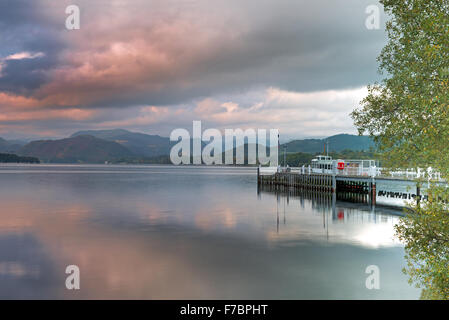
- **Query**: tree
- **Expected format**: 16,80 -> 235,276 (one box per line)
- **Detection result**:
351,0 -> 449,299
396,186 -> 449,299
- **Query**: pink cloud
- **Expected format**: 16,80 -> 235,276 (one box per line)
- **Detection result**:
0,93 -> 41,110
0,107 -> 96,123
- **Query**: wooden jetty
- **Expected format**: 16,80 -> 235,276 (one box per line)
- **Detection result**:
257,154 -> 447,207
257,169 -> 377,205
255,166 -> 445,207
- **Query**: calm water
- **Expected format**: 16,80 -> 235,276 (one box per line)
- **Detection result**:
0,164 -> 420,299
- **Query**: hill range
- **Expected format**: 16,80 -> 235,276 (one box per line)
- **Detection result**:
0,130 -> 376,164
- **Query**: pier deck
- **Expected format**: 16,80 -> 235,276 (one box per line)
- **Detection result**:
256,167 -> 441,207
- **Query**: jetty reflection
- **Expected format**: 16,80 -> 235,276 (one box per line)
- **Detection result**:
257,183 -> 403,247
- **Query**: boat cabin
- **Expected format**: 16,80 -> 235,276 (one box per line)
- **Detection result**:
311,155 -> 334,173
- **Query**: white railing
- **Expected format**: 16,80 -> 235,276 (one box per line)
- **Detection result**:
336,165 -> 381,177
259,165 -> 379,177
259,165 -> 445,182
384,167 -> 443,181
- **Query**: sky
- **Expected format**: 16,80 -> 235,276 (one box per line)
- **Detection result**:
0,0 -> 387,140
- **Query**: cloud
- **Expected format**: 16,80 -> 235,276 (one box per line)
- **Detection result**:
0,52 -> 45,77
0,0 -> 64,96
189,86 -> 368,138
0,0 -> 386,138
0,108 -> 95,123
4,52 -> 45,61
25,86 -> 362,138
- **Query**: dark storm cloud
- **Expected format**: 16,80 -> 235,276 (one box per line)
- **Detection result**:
0,0 -> 65,95
181,0 -> 386,93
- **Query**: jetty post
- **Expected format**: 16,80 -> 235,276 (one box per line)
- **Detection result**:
417,185 -> 421,205
332,162 -> 337,193
369,176 -> 376,206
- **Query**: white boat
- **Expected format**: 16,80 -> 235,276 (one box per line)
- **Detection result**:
311,155 -> 335,174
310,155 -> 378,176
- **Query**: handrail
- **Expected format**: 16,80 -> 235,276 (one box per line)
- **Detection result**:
258,166 -> 445,182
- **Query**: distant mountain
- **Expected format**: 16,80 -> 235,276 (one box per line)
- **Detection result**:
282,134 -> 375,154
19,135 -> 134,163
0,137 -> 27,153
71,129 -> 171,157
5,130 -> 376,164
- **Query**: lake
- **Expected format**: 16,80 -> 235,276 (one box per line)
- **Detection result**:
0,164 -> 420,299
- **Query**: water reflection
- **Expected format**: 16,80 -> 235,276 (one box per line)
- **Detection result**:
257,184 -> 403,248
0,165 -> 419,299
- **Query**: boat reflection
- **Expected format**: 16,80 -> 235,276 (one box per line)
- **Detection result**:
257,184 -> 403,248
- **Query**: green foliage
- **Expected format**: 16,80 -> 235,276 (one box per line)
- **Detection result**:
351,0 -> 449,299
113,155 -> 172,164
283,152 -> 315,167
395,186 -> 449,299
0,153 -> 39,163
328,149 -> 380,161
440,66 -> 449,78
